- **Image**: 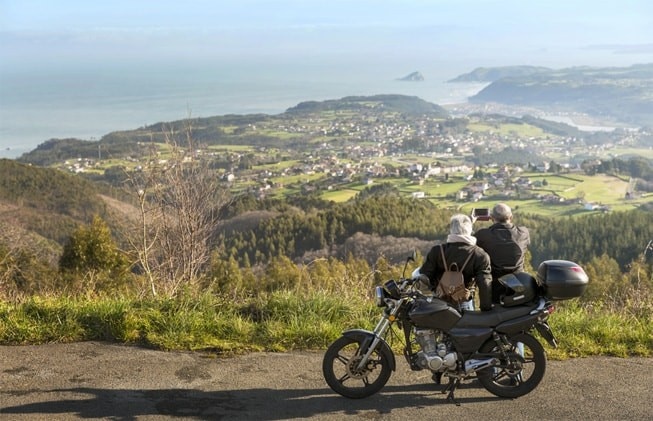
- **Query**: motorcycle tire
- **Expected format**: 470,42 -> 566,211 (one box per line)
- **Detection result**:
476,332 -> 546,399
322,335 -> 393,399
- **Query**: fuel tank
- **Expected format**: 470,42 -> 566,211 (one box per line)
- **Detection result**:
408,297 -> 462,330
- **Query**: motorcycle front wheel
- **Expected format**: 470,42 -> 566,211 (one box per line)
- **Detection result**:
322,335 -> 392,399
477,332 -> 546,398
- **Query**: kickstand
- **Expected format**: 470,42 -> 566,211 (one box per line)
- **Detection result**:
442,377 -> 461,406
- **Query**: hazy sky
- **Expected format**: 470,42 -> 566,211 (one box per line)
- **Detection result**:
1,0 -> 652,71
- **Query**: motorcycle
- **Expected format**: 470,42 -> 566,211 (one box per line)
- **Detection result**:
322,252 -> 588,403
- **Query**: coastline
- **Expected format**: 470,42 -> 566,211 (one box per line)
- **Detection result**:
444,102 -> 636,132
0,77 -> 487,159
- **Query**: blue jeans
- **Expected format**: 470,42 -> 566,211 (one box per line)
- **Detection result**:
458,299 -> 474,312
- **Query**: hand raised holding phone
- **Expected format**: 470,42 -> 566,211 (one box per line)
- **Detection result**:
471,208 -> 491,222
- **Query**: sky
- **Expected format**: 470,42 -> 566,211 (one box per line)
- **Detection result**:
1,0 -> 653,72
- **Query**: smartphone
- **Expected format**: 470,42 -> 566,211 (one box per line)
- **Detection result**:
472,208 -> 491,221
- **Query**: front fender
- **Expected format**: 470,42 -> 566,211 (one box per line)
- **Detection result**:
342,329 -> 397,371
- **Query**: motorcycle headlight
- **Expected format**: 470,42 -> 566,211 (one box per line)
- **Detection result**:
374,286 -> 386,307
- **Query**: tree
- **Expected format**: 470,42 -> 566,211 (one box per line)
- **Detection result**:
264,255 -> 302,291
59,215 -> 129,293
124,119 -> 233,297
548,160 -> 561,173
60,216 -> 126,272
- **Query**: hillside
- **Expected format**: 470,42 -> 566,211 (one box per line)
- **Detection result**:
18,95 -> 450,166
285,94 -> 447,116
0,159 -> 135,251
448,65 -> 552,82
456,63 -> 653,127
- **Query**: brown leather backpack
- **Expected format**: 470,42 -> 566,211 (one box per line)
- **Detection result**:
434,245 -> 473,304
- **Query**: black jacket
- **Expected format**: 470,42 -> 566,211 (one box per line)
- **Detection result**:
475,222 -> 530,279
419,242 -> 492,311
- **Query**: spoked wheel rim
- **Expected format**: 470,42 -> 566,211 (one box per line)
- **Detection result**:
477,332 -> 546,398
342,354 -> 374,380
323,336 -> 392,399
489,352 -> 528,385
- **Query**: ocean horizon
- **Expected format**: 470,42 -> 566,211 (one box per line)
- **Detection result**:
0,61 -> 488,159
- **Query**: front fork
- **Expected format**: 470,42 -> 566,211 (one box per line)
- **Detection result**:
355,305 -> 401,371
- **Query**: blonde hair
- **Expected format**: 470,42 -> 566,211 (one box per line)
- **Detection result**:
449,214 -> 473,236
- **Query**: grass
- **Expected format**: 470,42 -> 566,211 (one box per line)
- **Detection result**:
321,189 -> 359,202
605,147 -> 653,160
1,288 -> 650,359
207,144 -> 257,152
546,301 -> 653,358
467,122 -> 547,137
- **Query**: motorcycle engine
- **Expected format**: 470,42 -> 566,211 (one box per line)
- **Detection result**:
414,328 -> 457,371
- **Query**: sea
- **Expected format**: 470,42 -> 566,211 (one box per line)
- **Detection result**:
0,61 -> 488,159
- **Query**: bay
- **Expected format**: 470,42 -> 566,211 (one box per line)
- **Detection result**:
0,61 -> 487,159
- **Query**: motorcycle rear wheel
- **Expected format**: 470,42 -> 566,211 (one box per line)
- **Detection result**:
477,332 -> 546,398
322,335 -> 392,399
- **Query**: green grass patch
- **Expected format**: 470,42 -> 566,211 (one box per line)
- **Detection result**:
253,159 -> 301,172
1,291 -> 650,359
270,172 -> 326,186
546,301 -> 653,358
321,189 -> 359,202
467,122 -> 546,137
206,144 -> 256,152
602,147 -> 653,160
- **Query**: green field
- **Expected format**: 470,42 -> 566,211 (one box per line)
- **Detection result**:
321,189 -> 359,202
467,122 -> 547,137
602,147 -> 653,160
316,172 -> 653,217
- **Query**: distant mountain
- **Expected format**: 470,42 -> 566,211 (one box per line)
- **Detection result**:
285,94 -> 447,116
448,66 -> 552,82
457,63 -> 653,127
397,71 -> 425,82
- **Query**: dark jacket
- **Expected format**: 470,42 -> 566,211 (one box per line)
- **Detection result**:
419,242 -> 492,311
475,222 -> 530,278
475,222 -> 530,302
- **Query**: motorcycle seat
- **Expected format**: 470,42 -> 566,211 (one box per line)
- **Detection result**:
456,304 -> 536,328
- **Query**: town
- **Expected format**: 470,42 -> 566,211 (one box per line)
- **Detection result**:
46,97 -> 652,216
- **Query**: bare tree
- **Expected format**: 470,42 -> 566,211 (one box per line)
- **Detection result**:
124,119 -> 232,296
121,142 -> 163,297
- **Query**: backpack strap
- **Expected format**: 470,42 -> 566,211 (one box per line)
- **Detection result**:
441,243 -> 475,271
459,250 -> 475,271
439,244 -> 448,269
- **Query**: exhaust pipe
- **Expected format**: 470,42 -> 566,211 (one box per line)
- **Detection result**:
464,358 -> 499,374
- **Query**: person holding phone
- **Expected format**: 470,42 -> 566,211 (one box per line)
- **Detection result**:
473,203 -> 530,303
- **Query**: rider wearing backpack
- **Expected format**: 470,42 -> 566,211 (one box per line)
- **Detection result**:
418,214 -> 493,312
474,203 -> 531,304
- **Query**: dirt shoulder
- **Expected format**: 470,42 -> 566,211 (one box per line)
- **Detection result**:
1,342 -> 651,420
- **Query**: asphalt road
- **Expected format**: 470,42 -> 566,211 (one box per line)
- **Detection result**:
1,342 -> 651,420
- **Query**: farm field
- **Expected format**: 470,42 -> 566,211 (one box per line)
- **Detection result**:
316,172 -> 653,218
